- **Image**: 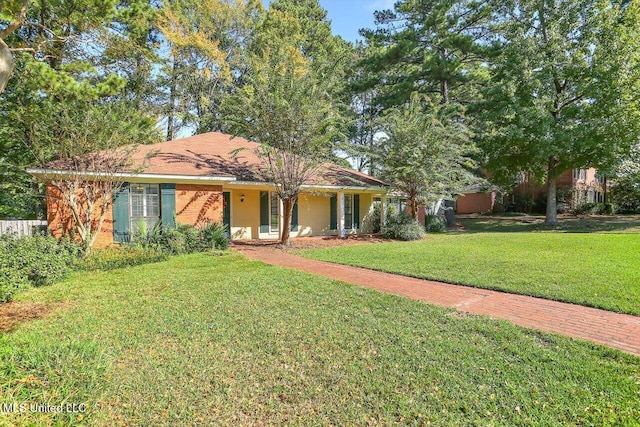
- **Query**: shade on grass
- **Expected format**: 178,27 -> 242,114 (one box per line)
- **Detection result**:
299,233 -> 640,315
0,253 -> 638,425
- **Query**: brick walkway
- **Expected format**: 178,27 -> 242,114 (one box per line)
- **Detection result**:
234,245 -> 640,357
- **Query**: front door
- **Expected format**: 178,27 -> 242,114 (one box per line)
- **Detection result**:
223,191 -> 231,236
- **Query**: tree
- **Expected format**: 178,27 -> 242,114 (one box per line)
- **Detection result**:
157,0 -> 264,137
359,0 -> 492,109
222,7 -> 344,246
32,102 -> 159,251
352,0 -> 491,212
478,0 -> 640,224
610,144 -> 640,213
342,43 -> 385,175
100,0 -> 163,115
377,93 -> 478,219
0,0 -> 157,218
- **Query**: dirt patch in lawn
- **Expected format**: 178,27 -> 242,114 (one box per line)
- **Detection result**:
0,302 -> 59,333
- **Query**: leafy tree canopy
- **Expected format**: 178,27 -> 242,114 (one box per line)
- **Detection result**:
477,0 -> 640,223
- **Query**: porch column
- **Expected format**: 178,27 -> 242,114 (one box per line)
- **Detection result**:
279,197 -> 284,237
338,191 -> 345,237
380,194 -> 387,232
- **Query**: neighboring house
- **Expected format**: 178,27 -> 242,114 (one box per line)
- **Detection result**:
455,168 -> 606,214
456,183 -> 503,215
28,132 -> 390,247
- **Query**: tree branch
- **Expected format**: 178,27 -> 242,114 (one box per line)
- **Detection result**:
0,0 -> 31,39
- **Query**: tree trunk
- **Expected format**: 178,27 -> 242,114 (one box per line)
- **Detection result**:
0,39 -> 14,93
545,159 -> 558,225
166,56 -> 178,141
408,195 -> 418,220
440,79 -> 449,104
280,196 -> 295,246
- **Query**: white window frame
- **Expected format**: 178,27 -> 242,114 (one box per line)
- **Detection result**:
130,183 -> 160,232
269,192 -> 279,233
344,194 -> 353,230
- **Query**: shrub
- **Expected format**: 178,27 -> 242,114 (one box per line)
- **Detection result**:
363,203 -> 382,234
0,261 -> 30,303
384,210 -> 426,241
129,222 -> 229,254
424,214 -> 446,233
0,234 -> 80,302
80,246 -> 168,271
199,222 -> 230,250
610,178 -> 640,214
573,202 -> 616,216
130,219 -> 163,250
157,226 -> 190,254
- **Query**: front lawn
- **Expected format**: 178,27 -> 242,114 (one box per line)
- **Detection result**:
298,231 -> 640,315
0,253 -> 638,425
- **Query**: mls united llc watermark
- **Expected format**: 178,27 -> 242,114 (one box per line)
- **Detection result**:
1,402 -> 87,413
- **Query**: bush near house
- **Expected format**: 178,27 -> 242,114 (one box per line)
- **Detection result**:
383,209 -> 426,241
0,222 -> 230,302
384,215 -> 426,241
424,214 -> 446,233
128,221 -> 230,255
367,203 -> 443,239
0,234 -> 80,302
573,202 -> 617,216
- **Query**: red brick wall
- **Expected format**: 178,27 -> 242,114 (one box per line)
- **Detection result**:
46,183 -> 225,247
456,192 -> 496,214
175,184 -> 223,226
46,184 -> 114,248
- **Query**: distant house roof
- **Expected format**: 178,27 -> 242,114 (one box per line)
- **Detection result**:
32,132 -> 389,190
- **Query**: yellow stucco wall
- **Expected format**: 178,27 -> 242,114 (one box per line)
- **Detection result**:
229,189 -> 261,240
358,193 -> 374,233
294,192 -> 334,237
228,189 -> 378,240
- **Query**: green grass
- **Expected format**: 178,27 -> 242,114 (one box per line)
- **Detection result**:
457,214 -> 640,233
0,253 -> 638,425
299,229 -> 640,315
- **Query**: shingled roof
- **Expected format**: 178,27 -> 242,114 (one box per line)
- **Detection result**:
40,132 -> 389,189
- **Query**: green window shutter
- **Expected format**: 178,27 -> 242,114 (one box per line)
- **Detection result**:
329,193 -> 337,230
222,191 -> 230,234
113,183 -> 130,243
290,199 -> 298,231
260,191 -> 269,233
160,183 -> 176,228
354,194 -> 360,230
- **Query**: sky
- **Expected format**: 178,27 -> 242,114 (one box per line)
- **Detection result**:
263,0 -> 396,42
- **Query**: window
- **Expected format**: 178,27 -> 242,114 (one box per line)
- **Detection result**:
270,192 -> 279,232
130,183 -> 160,233
344,194 -> 353,229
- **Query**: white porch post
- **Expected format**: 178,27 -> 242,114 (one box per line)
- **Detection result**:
380,194 -> 387,232
279,197 -> 284,238
338,191 -> 345,237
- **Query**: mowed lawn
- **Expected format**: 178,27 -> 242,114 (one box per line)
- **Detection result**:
299,226 -> 640,315
0,253 -> 639,425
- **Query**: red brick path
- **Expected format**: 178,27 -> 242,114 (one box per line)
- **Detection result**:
234,245 -> 640,357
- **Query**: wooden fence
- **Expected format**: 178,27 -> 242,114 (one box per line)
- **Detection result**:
0,220 -> 48,237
